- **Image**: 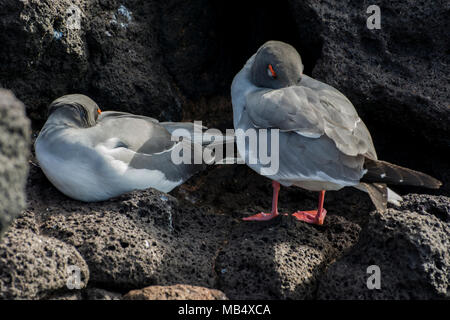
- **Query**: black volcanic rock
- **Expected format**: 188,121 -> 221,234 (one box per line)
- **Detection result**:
0,89 -> 30,239
0,211 -> 89,299
25,163 -> 233,292
215,214 -> 361,299
289,0 -> 450,191
317,194 -> 449,299
0,0 -> 183,125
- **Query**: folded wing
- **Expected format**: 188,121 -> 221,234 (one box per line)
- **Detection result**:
92,112 -> 204,185
245,75 -> 377,159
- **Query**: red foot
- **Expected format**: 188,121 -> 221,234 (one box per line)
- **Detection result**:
243,212 -> 279,221
292,209 -> 327,225
243,181 -> 281,221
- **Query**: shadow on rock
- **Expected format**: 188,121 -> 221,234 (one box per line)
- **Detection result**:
174,165 -> 372,299
317,194 -> 449,299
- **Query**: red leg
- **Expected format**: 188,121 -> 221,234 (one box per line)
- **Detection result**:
243,181 -> 280,221
292,190 -> 327,225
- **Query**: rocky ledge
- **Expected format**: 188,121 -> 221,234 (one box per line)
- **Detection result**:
0,162 -> 448,299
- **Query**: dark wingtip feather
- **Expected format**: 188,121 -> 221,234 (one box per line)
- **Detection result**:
362,158 -> 442,189
428,178 -> 443,189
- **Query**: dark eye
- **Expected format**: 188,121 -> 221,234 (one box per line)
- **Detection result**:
267,64 -> 277,79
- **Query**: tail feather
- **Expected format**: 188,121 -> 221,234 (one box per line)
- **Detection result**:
356,183 -> 403,212
362,158 -> 442,189
358,182 -> 388,212
387,188 -> 403,206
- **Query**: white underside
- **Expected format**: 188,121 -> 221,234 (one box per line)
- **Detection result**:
291,180 -> 344,191
35,138 -> 181,202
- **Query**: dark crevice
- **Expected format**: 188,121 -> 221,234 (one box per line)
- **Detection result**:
159,0 -> 324,100
211,0 -> 321,92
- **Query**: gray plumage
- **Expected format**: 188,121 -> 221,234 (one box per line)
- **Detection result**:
232,41 -> 441,212
35,94 -> 207,202
232,43 -> 368,190
251,40 -> 304,89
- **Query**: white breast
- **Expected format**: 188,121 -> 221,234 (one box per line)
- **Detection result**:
35,132 -> 181,202
35,139 -> 114,201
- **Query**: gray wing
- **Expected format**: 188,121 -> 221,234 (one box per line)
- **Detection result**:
92,112 -> 204,182
235,110 -> 365,188
245,75 -> 377,159
95,111 -> 175,154
98,111 -> 159,124
275,132 -> 366,187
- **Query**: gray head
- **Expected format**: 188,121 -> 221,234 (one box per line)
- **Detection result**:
48,94 -> 101,127
251,41 -> 304,89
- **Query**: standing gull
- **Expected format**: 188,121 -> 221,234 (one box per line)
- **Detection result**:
35,94 -> 225,202
231,40 -> 441,225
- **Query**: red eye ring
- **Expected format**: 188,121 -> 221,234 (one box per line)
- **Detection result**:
268,64 -> 277,78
